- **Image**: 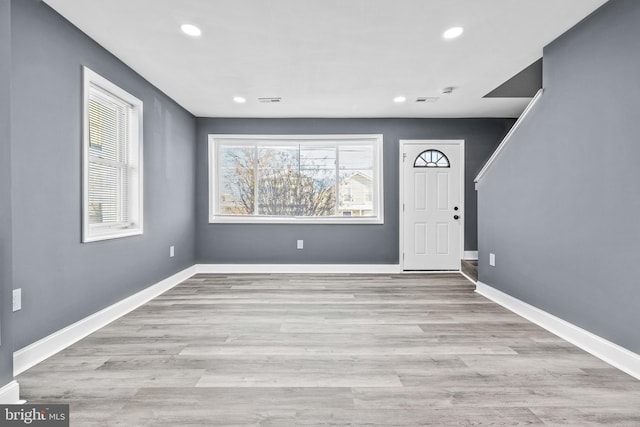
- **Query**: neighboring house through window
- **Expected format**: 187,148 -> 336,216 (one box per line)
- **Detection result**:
82,67 -> 143,242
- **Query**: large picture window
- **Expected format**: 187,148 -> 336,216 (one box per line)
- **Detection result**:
82,67 -> 143,242
209,135 -> 383,223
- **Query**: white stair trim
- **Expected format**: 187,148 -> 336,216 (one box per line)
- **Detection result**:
476,281 -> 640,380
463,251 -> 478,260
195,264 -> 402,274
474,88 -> 544,185
13,266 -> 196,376
0,381 -> 22,404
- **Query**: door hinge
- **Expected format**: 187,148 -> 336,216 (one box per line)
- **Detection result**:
403,153 -> 407,162
403,203 -> 405,212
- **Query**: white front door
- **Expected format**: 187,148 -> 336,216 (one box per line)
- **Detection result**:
401,141 -> 463,270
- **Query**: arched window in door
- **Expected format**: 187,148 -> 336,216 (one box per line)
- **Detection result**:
414,149 -> 450,168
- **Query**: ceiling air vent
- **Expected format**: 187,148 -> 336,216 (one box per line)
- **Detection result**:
258,97 -> 282,103
416,97 -> 439,103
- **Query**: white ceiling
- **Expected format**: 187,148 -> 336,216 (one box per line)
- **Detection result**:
43,0 -> 608,118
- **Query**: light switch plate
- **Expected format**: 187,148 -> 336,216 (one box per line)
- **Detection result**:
297,240 -> 304,250
489,253 -> 496,267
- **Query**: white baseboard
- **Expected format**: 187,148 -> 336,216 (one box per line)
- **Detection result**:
0,381 -> 22,404
195,264 -> 402,274
463,251 -> 478,260
13,266 -> 197,376
476,281 -> 640,381
460,270 -> 476,284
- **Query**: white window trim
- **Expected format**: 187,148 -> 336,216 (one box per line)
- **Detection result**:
82,66 -> 144,242
208,134 -> 384,224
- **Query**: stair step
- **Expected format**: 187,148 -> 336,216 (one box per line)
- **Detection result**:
461,259 -> 478,282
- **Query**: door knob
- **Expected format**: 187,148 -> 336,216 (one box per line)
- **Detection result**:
454,215 -> 460,220
454,206 -> 459,211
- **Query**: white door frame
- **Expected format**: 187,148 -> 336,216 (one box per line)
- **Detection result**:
399,140 -> 465,271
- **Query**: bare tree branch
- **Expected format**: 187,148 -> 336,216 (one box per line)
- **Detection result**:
222,147 -> 335,216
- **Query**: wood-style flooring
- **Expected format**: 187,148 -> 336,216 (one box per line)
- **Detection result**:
17,274 -> 640,426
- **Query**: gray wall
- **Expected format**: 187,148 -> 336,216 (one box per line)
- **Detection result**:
0,0 -> 14,386
196,118 -> 513,264
10,0 -> 196,349
478,0 -> 640,353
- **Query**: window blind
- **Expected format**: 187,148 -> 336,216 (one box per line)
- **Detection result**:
87,86 -> 132,228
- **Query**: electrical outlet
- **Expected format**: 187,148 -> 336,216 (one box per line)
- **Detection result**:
13,289 -> 21,312
169,246 -> 175,257
489,253 -> 496,267
297,240 -> 304,250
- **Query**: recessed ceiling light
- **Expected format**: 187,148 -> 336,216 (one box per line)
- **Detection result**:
443,26 -> 464,39
180,24 -> 202,37
393,96 -> 407,103
233,96 -> 246,104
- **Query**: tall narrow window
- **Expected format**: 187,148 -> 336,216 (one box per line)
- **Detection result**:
209,135 -> 383,224
83,67 -> 143,242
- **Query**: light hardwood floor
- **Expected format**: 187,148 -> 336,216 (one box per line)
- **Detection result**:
17,274 -> 640,426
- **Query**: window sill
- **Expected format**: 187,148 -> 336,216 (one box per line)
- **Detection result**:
209,215 -> 384,225
83,227 -> 143,243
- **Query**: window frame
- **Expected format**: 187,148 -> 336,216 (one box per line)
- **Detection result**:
82,66 -> 144,242
208,134 -> 384,224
